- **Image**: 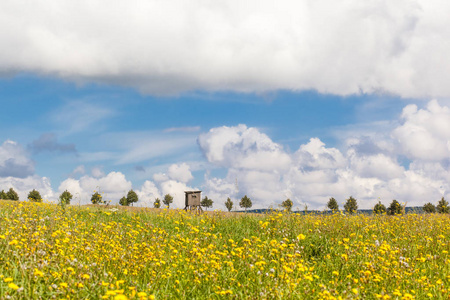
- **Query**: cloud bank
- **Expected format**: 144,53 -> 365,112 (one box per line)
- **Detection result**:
199,100 -> 450,209
1,0 -> 450,97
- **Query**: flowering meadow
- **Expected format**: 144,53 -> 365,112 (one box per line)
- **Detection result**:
0,200 -> 449,299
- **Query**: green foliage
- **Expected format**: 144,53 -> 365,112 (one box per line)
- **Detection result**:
90,192 -> 103,205
437,197 -> 449,214
0,189 -> 7,199
387,199 -> 403,215
281,198 -> 293,212
344,196 -> 358,214
59,190 -> 73,205
423,202 -> 436,213
225,197 -> 233,212
6,188 -> 19,201
28,189 -> 42,202
154,198 -> 161,208
126,189 -> 139,206
163,194 -> 173,208
327,197 -> 339,211
119,196 -> 128,206
373,201 -> 386,215
200,196 -> 213,210
239,195 -> 252,211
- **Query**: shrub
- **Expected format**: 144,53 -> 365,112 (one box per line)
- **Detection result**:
387,199 -> 403,215
239,195 -> 252,212
6,188 -> 19,201
373,201 -> 386,215
28,189 -> 42,202
437,197 -> 449,214
225,197 -> 233,212
423,202 -> 436,213
327,197 -> 339,211
344,196 -> 358,214
59,190 -> 73,205
281,198 -> 293,212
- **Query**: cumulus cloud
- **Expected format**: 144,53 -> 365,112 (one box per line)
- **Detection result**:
198,103 -> 450,210
28,133 -> 76,154
392,100 -> 450,161
1,1 -> 450,97
58,171 -> 132,205
167,163 -> 193,183
198,124 -> 291,171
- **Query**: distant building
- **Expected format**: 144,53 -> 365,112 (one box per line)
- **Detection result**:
184,191 -> 202,211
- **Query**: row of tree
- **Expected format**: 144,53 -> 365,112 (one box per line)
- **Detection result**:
324,196 -> 449,215
2,187 -> 448,214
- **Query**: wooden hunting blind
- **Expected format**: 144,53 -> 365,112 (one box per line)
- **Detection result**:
184,191 -> 203,212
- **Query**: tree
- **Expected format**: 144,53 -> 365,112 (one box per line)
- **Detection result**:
0,190 -> 7,199
225,197 -> 233,212
119,196 -> 128,206
126,189 -> 139,206
59,190 -> 73,205
437,197 -> 449,214
239,195 -> 252,212
327,197 -> 339,211
423,202 -> 436,213
28,189 -> 42,202
201,196 -> 213,210
344,196 -> 358,214
281,198 -> 293,212
154,198 -> 161,208
91,192 -> 103,205
163,194 -> 173,208
387,199 -> 402,215
6,188 -> 19,201
373,201 -> 386,215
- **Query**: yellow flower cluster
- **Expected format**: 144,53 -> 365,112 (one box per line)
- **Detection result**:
0,201 -> 449,299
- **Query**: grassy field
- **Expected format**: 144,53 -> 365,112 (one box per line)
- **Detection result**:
0,200 -> 449,299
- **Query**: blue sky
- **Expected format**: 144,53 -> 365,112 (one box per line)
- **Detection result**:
1,1 -> 450,209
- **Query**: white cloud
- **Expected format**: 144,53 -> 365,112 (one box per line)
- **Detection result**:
198,124 -> 291,171
167,163 -> 193,183
58,171 -> 132,205
198,104 -> 450,210
0,175 -> 54,202
0,140 -> 35,178
1,1 -> 450,98
392,100 -> 450,160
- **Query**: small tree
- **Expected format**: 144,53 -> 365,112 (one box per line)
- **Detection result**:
6,188 -> 19,201
327,197 -> 339,211
423,202 -> 436,213
154,198 -> 161,208
281,198 -> 293,212
163,194 -> 173,208
437,197 -> 449,214
201,196 -> 213,210
0,189 -> 7,199
59,190 -> 73,205
28,189 -> 42,202
239,195 -> 252,212
119,196 -> 128,206
373,201 -> 386,215
344,196 -> 358,214
126,189 -> 139,206
387,199 -> 402,215
91,192 -> 103,205
225,197 -> 233,212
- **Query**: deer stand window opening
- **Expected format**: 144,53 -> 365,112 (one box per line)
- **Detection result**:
184,191 -> 203,213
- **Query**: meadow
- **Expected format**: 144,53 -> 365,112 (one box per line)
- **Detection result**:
0,200 -> 449,299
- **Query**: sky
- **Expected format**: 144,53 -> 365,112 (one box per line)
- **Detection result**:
1,0 -> 450,210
